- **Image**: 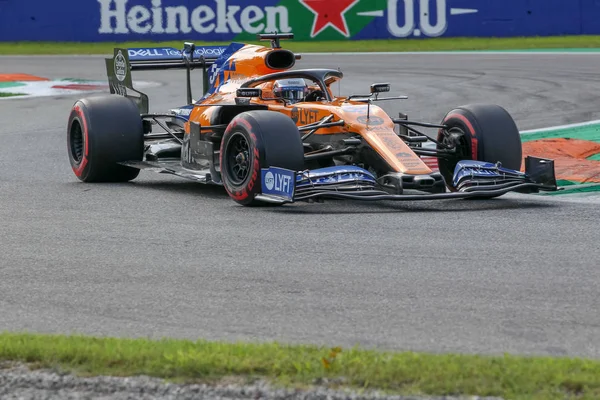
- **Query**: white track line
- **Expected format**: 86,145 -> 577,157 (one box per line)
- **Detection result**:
521,119 -> 600,134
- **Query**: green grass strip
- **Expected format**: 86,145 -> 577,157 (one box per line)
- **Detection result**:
2,36 -> 600,55
539,182 -> 600,195
521,124 -> 600,143
0,82 -> 26,89
588,153 -> 600,161
1,332 -> 600,399
0,92 -> 25,97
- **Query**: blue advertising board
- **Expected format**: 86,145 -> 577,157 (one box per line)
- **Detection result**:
0,0 -> 599,42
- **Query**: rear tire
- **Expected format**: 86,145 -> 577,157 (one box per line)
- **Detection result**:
436,104 -> 522,192
67,95 -> 143,182
220,110 -> 304,206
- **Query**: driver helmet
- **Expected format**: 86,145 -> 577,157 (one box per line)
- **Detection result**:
273,78 -> 308,104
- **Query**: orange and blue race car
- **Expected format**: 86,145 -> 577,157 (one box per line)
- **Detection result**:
66,33 -> 557,206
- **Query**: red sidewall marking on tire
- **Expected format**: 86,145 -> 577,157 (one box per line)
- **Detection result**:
223,119 -> 238,136
446,113 -> 478,160
220,120 -> 238,198
72,105 -> 89,177
221,119 -> 260,202
237,117 -> 253,131
247,145 -> 260,192
227,133 -> 260,201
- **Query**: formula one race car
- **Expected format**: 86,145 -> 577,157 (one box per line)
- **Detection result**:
66,33 -> 557,206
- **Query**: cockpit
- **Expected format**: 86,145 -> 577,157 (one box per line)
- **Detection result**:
239,69 -> 343,105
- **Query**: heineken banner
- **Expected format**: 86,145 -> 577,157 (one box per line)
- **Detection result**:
1,0 -> 599,42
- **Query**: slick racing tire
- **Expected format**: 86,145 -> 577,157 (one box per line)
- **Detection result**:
67,95 -> 143,182
220,110 -> 304,206
436,104 -> 522,193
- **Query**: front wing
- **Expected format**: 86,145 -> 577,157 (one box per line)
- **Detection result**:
255,156 -> 558,204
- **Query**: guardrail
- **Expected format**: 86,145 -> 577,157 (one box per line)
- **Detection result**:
1,0 -> 599,42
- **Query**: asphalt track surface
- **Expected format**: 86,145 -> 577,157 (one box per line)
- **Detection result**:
1,53 -> 600,359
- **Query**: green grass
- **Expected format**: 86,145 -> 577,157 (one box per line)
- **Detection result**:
539,182 -> 600,195
2,35 -> 600,54
0,92 -> 25,97
1,332 -> 600,399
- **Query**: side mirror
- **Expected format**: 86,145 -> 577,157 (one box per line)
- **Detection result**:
371,83 -> 390,93
236,88 -> 262,98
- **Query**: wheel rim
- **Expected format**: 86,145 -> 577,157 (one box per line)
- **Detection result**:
443,127 -> 470,160
439,127 -> 469,188
226,132 -> 251,185
70,120 -> 84,165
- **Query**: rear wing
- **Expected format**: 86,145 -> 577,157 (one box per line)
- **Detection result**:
105,43 -> 228,113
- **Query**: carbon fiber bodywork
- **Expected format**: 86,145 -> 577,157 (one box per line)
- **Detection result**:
253,156 -> 557,204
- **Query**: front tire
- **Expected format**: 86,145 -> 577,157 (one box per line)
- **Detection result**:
436,104 -> 522,192
67,95 -> 143,182
220,110 -> 304,206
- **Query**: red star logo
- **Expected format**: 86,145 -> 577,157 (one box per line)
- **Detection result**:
300,0 -> 361,38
